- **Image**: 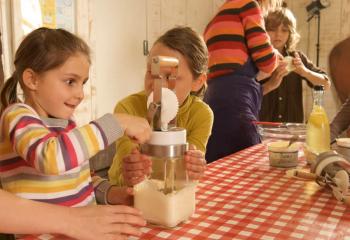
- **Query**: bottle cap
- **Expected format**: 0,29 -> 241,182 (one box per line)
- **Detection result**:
314,85 -> 324,91
147,128 -> 186,145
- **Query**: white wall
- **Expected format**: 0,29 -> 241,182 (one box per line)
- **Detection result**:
146,0 -> 225,47
90,0 -> 147,117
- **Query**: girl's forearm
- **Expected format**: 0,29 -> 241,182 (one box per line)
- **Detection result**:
302,70 -> 331,90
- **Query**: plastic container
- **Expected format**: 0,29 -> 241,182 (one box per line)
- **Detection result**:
134,128 -> 196,228
267,141 -> 299,168
134,179 -> 196,228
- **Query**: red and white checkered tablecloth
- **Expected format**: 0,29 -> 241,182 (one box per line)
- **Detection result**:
132,143 -> 350,240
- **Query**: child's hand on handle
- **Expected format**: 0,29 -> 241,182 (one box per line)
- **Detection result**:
67,205 -> 146,240
185,145 -> 206,181
114,113 -> 152,143
123,148 -> 152,187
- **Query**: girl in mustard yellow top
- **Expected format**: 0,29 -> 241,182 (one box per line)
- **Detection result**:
108,26 -> 213,186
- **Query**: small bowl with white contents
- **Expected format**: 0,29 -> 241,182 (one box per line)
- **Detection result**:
267,141 -> 299,168
334,138 -> 350,160
283,56 -> 296,72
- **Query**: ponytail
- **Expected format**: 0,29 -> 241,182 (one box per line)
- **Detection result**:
0,74 -> 19,114
191,83 -> 207,100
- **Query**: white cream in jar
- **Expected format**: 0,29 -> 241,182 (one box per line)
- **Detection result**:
268,141 -> 299,168
134,179 -> 196,228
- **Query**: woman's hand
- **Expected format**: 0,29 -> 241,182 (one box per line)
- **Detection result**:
66,205 -> 146,240
185,145 -> 206,181
262,61 -> 289,95
114,113 -> 152,144
268,62 -> 289,89
107,186 -> 133,206
123,148 -> 152,187
275,48 -> 284,62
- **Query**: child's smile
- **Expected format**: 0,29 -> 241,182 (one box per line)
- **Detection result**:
26,53 -> 90,119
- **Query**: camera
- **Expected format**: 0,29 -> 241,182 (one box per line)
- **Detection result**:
306,0 -> 330,16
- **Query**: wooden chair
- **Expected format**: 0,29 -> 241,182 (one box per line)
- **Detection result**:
329,37 -> 350,137
329,37 -> 350,103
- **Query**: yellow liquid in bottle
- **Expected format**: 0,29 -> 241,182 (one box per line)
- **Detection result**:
306,105 -> 330,154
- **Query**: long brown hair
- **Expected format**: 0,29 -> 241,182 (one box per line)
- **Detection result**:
0,27 -> 90,114
155,26 -> 208,97
265,7 -> 300,51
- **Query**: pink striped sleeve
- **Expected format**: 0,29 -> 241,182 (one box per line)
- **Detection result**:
3,104 -> 106,175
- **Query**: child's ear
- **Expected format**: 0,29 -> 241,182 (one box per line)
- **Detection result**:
22,68 -> 38,90
191,73 -> 207,92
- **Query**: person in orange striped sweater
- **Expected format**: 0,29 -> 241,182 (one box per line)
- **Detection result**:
203,0 -> 282,162
0,27 -> 151,239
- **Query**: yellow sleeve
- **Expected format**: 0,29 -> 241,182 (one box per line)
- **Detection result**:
108,103 -> 137,186
187,103 -> 213,153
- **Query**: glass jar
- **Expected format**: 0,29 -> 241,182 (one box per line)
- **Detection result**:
306,85 -> 330,162
134,128 -> 196,228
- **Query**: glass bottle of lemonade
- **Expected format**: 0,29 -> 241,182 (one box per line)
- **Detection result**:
306,85 -> 330,157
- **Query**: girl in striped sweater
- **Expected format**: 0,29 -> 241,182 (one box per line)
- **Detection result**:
203,0 -> 282,162
0,27 -> 151,239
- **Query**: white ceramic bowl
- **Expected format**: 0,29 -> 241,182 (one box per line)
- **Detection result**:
336,138 -> 350,148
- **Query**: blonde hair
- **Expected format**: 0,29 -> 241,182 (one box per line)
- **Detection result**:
265,7 -> 300,51
257,0 -> 283,14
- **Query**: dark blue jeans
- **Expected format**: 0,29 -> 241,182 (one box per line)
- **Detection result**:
204,66 -> 262,163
